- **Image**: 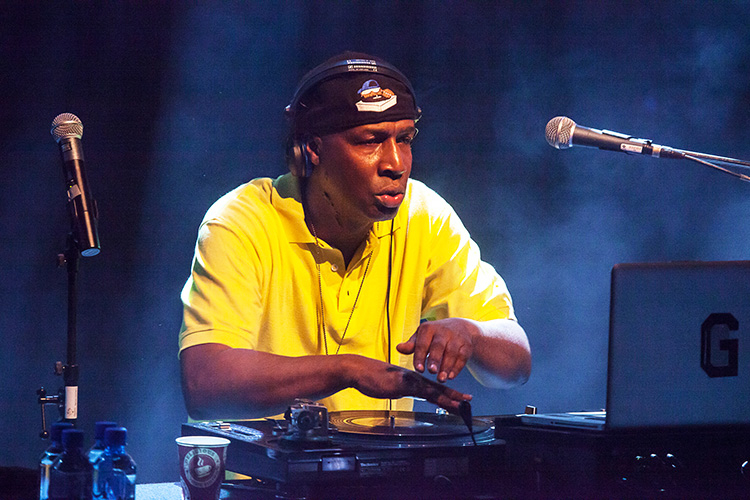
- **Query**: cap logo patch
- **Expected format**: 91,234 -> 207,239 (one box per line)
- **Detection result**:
355,79 -> 397,112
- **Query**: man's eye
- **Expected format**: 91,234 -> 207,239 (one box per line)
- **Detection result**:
399,129 -> 418,144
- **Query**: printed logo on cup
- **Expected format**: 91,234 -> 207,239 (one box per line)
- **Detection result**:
183,447 -> 222,488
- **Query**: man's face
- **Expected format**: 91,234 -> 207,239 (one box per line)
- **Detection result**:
311,119 -> 417,227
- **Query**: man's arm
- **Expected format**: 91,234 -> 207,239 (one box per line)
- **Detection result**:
180,343 -> 472,420
397,318 -> 531,388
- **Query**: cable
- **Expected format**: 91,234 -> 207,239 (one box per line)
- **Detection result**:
387,219 -> 394,411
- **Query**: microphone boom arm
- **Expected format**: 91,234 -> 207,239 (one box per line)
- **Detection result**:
679,152 -> 750,182
674,149 -> 750,169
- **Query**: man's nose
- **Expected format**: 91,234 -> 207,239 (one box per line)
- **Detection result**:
379,139 -> 408,178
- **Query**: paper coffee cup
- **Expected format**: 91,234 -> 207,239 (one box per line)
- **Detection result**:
176,436 -> 230,500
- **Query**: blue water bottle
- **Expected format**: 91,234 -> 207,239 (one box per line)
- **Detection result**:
40,422 -> 74,500
48,429 -> 93,500
89,421 -> 117,498
88,422 -> 118,463
94,427 -> 136,500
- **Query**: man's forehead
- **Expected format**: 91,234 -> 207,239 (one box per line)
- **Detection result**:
343,120 -> 417,135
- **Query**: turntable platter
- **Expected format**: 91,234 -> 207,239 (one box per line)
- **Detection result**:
329,410 -> 491,437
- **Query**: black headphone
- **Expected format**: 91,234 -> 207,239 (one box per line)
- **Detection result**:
285,57 -> 421,178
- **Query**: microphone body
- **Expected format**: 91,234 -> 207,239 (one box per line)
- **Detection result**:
545,116 -> 684,159
51,114 -> 100,257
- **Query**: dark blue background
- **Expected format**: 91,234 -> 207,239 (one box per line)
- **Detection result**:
2,1 -> 749,483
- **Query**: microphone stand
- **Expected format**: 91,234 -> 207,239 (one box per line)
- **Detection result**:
38,113 -> 100,439
37,233 -> 83,438
676,149 -> 750,169
643,139 -> 750,182
676,149 -> 750,182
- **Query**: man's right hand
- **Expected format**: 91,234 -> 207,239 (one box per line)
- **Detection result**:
342,354 -> 472,413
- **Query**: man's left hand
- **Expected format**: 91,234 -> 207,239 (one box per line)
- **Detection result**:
396,318 -> 477,383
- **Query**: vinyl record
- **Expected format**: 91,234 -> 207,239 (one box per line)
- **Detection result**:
329,410 -> 490,437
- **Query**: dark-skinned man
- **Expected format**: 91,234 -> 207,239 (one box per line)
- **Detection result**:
179,52 -> 531,420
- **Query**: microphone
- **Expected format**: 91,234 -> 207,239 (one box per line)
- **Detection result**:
51,113 -> 101,257
545,116 -> 684,160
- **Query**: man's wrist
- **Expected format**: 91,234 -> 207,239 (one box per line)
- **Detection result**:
335,353 -> 361,390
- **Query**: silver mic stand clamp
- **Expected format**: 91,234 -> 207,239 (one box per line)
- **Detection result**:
36,385 -> 64,439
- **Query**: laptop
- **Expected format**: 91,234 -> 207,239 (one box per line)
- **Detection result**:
520,260 -> 750,432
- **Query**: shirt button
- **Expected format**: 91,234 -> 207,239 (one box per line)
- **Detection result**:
331,264 -> 338,272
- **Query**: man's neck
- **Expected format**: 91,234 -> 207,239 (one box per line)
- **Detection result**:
319,228 -> 369,267
303,188 -> 371,267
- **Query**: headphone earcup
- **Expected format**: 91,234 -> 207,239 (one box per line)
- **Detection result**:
287,140 -> 312,178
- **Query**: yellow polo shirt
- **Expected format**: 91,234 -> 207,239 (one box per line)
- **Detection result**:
179,173 -> 515,413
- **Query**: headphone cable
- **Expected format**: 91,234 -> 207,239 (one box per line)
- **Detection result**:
387,219 -> 394,411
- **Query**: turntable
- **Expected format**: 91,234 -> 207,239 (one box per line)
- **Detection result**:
182,401 -> 507,499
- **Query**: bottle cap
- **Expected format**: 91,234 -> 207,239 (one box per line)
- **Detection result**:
104,427 -> 128,447
94,421 -> 118,441
49,422 -> 74,443
61,429 -> 85,450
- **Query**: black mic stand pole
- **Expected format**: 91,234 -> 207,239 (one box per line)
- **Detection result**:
62,232 -> 81,425
37,234 -> 82,437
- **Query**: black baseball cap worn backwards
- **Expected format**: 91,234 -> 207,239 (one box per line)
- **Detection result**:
286,51 -> 421,137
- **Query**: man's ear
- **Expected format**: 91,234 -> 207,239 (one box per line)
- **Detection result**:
286,135 -> 321,178
305,137 -> 322,167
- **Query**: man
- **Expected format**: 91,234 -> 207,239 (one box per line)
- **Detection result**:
179,52 -> 531,420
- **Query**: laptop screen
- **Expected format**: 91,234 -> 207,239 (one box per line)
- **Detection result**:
606,260 -> 750,430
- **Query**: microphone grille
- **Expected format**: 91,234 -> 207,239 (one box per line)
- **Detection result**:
545,116 -> 575,149
51,113 -> 83,143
